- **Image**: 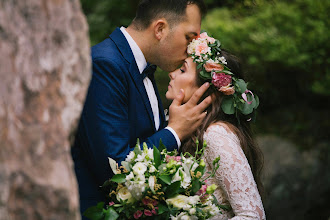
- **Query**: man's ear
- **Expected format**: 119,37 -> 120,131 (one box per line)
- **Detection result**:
153,19 -> 168,40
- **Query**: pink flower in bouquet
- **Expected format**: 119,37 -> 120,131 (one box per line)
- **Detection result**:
142,197 -> 158,206
134,210 -> 143,219
152,207 -> 158,215
195,41 -> 209,56
165,155 -> 181,163
144,209 -> 153,216
204,61 -> 224,72
212,72 -> 232,89
219,85 -> 235,95
199,32 -> 216,44
108,201 -> 115,206
196,184 -> 208,196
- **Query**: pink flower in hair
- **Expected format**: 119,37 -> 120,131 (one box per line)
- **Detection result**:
204,61 -> 224,72
220,85 -> 235,95
195,41 -> 209,56
212,72 -> 232,89
199,32 -> 216,44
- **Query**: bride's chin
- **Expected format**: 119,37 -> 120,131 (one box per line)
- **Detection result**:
165,92 -> 173,101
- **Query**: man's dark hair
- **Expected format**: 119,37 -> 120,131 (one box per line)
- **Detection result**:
132,0 -> 206,30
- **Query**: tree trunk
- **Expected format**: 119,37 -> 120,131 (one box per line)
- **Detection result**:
0,0 -> 90,219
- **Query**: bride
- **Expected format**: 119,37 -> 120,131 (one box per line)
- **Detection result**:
165,33 -> 266,219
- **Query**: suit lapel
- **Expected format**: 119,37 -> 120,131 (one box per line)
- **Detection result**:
129,63 -> 156,131
151,77 -> 165,129
110,28 -> 156,131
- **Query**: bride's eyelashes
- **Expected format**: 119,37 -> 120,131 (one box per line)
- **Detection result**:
180,68 -> 185,73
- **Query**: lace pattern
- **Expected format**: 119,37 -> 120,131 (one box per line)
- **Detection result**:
202,124 -> 266,220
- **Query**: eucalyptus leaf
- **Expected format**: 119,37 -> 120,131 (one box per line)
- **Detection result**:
221,70 -> 233,75
221,96 -> 235,114
241,102 -> 254,115
200,70 -> 211,79
235,79 -> 247,93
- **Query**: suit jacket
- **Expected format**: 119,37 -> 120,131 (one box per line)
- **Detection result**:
71,28 -> 178,216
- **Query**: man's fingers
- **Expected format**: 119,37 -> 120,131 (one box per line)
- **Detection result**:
187,82 -> 210,106
170,89 -> 185,107
195,95 -> 213,113
198,111 -> 208,120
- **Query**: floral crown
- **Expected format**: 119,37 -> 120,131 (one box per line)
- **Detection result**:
187,32 -> 259,121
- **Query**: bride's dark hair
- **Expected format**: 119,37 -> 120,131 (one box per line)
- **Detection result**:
180,50 -> 264,196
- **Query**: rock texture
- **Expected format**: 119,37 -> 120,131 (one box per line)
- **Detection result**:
258,135 -> 330,220
0,0 -> 90,219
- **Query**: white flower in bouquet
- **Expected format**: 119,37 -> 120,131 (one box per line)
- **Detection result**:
132,162 -> 147,175
171,212 -> 198,220
125,151 -> 135,163
189,208 -> 196,215
172,167 -> 191,189
116,187 -> 134,203
84,140 -> 224,220
135,153 -> 146,162
148,176 -> 156,193
188,195 -> 200,206
148,165 -> 156,173
125,171 -> 134,181
166,194 -> 189,209
146,148 -> 154,160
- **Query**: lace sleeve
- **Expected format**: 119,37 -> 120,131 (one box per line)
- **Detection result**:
203,124 -> 266,220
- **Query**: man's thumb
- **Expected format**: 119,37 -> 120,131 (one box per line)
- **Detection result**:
171,89 -> 184,106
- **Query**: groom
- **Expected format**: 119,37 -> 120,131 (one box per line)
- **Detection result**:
71,0 -> 209,217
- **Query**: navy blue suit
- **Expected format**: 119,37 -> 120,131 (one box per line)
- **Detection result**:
71,28 -> 178,217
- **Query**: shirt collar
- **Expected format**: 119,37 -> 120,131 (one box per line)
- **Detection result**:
120,26 -> 147,74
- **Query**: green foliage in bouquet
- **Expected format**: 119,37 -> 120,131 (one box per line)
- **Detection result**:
83,140 -> 230,220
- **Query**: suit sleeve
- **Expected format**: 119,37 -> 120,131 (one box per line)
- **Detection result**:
79,58 -> 177,185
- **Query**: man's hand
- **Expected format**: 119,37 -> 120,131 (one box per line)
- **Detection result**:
168,82 -> 213,141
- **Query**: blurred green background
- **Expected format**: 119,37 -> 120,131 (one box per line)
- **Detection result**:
80,0 -> 329,219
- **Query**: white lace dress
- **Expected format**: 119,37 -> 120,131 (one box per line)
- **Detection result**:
202,124 -> 266,220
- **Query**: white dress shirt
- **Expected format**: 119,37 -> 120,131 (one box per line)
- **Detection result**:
120,27 -> 181,147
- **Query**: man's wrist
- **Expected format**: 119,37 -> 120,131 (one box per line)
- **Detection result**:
165,126 -> 181,148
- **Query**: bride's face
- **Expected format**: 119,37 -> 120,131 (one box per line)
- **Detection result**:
166,57 -> 199,103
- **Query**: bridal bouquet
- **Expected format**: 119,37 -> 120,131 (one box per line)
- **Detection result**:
84,140 -> 224,220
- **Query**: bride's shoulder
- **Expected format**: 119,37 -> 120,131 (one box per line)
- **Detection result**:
205,121 -> 235,135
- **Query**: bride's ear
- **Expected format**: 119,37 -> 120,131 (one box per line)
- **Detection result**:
153,19 -> 169,40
